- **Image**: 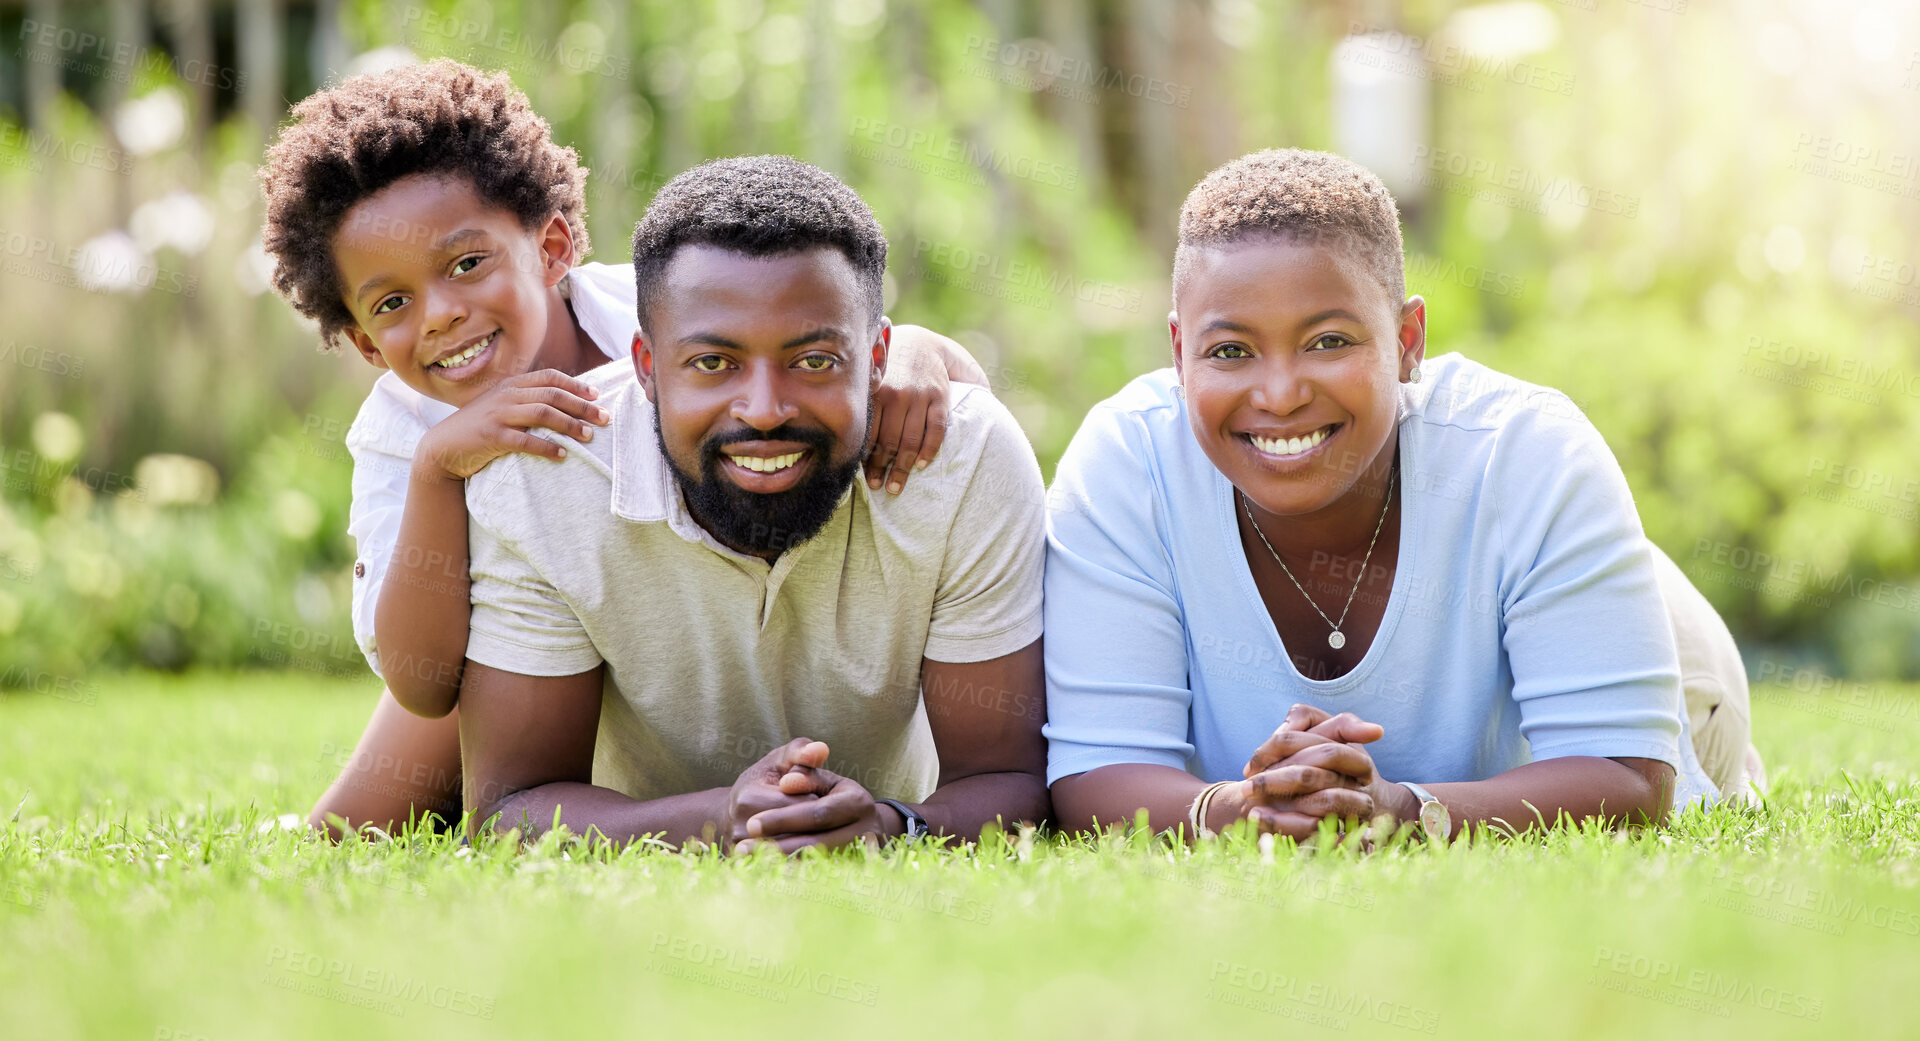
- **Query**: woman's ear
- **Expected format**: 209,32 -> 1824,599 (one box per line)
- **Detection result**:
1168,310 -> 1187,385
1398,295 -> 1427,377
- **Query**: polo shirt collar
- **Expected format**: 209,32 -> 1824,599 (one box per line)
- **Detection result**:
609,385 -> 711,547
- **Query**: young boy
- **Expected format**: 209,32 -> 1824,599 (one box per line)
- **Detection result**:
259,60 -> 986,837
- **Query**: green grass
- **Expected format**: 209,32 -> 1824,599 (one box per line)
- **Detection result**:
2,673 -> 1916,1040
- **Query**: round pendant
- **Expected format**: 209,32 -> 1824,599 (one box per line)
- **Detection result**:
1327,631 -> 1346,650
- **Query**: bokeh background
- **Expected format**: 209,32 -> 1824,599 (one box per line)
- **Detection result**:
1,0 -> 1915,690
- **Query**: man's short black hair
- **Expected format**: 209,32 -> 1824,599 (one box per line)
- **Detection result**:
630,155 -> 887,332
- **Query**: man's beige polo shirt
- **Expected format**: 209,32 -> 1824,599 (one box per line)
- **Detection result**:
463,360 -> 1046,803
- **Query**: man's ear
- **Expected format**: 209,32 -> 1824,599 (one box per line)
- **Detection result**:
1167,310 -> 1184,383
633,330 -> 656,403
1399,295 -> 1427,378
538,213 -> 578,288
343,325 -> 389,371
868,317 -> 892,395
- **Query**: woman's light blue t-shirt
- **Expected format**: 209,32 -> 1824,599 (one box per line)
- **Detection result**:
1041,353 -> 1717,808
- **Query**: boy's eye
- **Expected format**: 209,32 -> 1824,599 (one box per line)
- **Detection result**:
452,255 -> 483,276
690,355 -> 731,374
1309,333 -> 1353,351
372,294 -> 408,316
795,355 -> 836,372
1209,343 -> 1252,360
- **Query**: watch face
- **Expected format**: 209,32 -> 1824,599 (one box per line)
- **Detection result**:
1419,800 -> 1450,844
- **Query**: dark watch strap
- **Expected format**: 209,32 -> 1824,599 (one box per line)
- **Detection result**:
875,798 -> 930,840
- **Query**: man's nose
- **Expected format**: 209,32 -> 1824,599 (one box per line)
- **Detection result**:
731,362 -> 798,431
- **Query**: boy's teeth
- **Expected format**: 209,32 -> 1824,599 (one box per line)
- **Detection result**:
726,451 -> 804,474
433,331 -> 496,369
1249,427 -> 1330,456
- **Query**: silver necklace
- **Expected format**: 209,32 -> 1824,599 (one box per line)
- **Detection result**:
1240,462 -> 1396,651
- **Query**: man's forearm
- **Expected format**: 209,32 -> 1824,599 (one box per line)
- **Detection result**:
910,770 -> 1050,840
475,782 -> 731,847
374,464 -> 473,717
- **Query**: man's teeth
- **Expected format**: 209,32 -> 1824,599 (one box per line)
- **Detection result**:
726,451 -> 804,474
432,332 -> 497,369
1249,427 -> 1331,457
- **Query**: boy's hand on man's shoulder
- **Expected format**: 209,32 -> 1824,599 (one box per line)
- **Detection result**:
417,369 -> 612,480
864,324 -> 987,497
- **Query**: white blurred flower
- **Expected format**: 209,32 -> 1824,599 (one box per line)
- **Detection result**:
272,489 -> 322,540
75,231 -> 153,295
114,88 -> 187,156
1764,225 -> 1806,275
345,46 -> 418,80
134,454 -> 220,507
1444,2 -> 1559,60
131,191 -> 215,256
236,237 -> 276,297
31,412 -> 84,464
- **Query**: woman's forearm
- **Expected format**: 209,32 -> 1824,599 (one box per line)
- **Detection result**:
1051,763 -> 1211,836
917,770 -> 1050,840
372,463 -> 473,717
1383,755 -> 1674,838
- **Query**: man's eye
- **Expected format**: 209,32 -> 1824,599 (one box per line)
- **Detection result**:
691,355 -> 730,373
372,295 -> 408,315
796,355 -> 835,372
1211,343 -> 1251,359
452,255 -> 483,275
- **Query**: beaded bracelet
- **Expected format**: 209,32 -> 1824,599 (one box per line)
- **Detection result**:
1187,780 -> 1235,840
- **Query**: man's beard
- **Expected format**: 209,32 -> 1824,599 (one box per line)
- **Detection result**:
655,402 -> 870,557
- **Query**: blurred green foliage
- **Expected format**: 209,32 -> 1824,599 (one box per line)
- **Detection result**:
0,0 -> 1915,680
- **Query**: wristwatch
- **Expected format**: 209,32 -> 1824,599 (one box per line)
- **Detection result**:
875,798 -> 930,840
1398,782 -> 1452,844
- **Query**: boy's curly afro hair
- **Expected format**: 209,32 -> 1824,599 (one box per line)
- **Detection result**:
1173,148 -> 1405,309
259,59 -> 589,350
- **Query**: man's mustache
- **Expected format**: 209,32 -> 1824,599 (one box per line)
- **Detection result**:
699,423 -> 838,460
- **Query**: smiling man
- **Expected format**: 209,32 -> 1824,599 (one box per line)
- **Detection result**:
453,156 -> 1049,851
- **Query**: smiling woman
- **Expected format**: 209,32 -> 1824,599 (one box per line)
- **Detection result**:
1042,149 -> 1762,844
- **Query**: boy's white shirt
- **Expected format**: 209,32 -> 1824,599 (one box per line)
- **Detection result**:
342,262 -> 636,677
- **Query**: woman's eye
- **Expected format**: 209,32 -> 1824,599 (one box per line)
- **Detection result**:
372,294 -> 408,316
691,355 -> 730,374
796,355 -> 835,372
1211,343 -> 1251,359
1310,334 -> 1353,351
452,255 -> 482,275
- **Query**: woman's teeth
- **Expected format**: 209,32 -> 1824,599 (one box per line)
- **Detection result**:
1248,427 -> 1331,457
727,451 -> 804,473
433,331 -> 497,369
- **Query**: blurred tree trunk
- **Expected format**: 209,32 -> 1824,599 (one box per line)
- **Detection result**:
240,0 -> 284,143
654,1 -> 694,180
1124,0 -> 1176,254
804,0 -> 843,174
107,0 -> 143,226
24,0 -> 58,131
162,0 -> 215,151
1041,0 -> 1107,196
310,0 -> 347,86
